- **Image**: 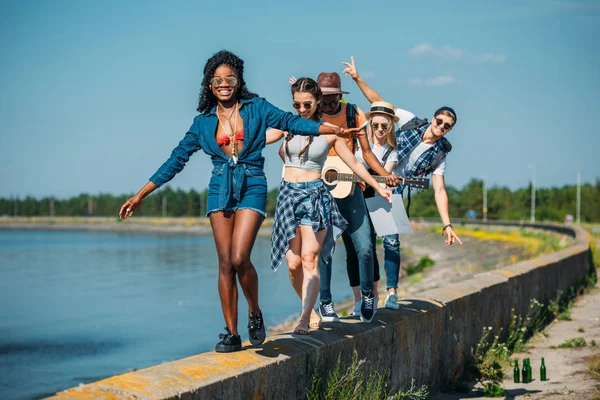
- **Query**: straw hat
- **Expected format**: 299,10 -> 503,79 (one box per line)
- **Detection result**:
365,101 -> 399,122
317,72 -> 349,95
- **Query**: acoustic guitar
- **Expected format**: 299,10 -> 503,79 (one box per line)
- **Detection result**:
321,156 -> 429,199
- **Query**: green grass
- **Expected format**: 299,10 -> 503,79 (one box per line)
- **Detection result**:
578,327 -> 585,333
306,350 -> 429,400
405,256 -> 435,276
550,337 -> 587,349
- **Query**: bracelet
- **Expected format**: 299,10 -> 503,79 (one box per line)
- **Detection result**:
441,224 -> 452,235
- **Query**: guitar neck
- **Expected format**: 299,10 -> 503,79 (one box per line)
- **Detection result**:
336,173 -> 386,184
334,173 -> 428,189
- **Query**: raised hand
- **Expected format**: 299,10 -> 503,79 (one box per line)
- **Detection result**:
341,56 -> 359,80
289,76 -> 297,85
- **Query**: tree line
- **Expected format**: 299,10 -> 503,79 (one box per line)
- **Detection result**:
1,179 -> 599,222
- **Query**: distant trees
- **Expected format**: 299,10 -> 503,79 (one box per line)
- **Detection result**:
1,179 -> 599,222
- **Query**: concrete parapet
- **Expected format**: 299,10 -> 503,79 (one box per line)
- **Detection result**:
47,223 -> 592,399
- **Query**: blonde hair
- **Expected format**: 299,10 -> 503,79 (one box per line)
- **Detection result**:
367,114 -> 397,149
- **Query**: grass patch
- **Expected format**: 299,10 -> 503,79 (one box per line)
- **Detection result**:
405,256 -> 435,276
578,327 -> 585,333
550,337 -> 587,349
408,274 -> 423,285
306,350 -> 429,400
590,356 -> 600,377
549,289 -> 576,321
592,340 -> 597,346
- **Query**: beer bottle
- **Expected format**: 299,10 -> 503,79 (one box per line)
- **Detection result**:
522,358 -> 530,383
513,359 -> 520,383
540,357 -> 547,381
528,358 -> 533,382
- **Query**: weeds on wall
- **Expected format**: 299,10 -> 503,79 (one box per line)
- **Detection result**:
306,350 -> 429,400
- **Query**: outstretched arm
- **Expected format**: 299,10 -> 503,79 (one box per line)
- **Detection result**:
342,56 -> 384,103
432,174 -> 463,246
266,128 -> 285,144
333,137 -> 391,201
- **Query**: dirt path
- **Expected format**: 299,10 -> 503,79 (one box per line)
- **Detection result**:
433,277 -> 600,400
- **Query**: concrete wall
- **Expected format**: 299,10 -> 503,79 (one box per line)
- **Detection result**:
48,223 -> 592,400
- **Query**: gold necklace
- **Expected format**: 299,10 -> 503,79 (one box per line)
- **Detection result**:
216,103 -> 239,163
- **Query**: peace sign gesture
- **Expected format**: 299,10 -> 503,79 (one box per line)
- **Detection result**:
342,56 -> 359,80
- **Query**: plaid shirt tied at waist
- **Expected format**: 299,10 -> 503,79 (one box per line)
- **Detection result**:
270,180 -> 347,272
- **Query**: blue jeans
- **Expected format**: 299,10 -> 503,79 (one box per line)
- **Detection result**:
319,188 -> 374,303
382,234 -> 401,289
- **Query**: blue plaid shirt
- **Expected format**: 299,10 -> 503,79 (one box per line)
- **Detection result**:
271,180 -> 347,272
396,118 -> 452,178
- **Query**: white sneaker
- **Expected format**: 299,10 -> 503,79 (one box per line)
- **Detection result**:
352,301 -> 361,316
385,293 -> 400,310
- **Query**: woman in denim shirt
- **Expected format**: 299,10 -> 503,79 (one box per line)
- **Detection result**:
119,50 -> 360,353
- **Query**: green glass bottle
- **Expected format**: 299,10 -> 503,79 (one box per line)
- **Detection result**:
522,359 -> 528,383
540,357 -> 547,381
513,359 -> 520,383
528,358 -> 533,382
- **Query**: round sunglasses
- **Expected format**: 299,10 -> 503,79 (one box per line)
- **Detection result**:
292,101 -> 315,110
210,76 -> 238,87
435,118 -> 453,131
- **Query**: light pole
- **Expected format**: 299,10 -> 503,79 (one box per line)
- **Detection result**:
528,165 -> 536,223
576,169 -> 581,225
482,176 -> 488,222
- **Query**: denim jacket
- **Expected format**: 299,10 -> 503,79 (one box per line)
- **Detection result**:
149,97 -> 321,209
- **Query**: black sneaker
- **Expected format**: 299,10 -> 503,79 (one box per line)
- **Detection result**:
215,327 -> 242,353
319,301 -> 339,322
248,311 -> 266,346
360,291 -> 375,323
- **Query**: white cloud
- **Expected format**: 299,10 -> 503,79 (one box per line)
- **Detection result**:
409,43 -> 506,63
361,71 -> 376,79
472,53 -> 507,63
408,76 -> 461,86
409,44 -> 465,61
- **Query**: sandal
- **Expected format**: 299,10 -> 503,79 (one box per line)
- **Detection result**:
293,319 -> 310,335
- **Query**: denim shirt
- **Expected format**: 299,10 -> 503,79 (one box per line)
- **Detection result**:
149,97 -> 321,209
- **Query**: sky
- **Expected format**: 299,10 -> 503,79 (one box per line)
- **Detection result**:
1,0 -> 599,199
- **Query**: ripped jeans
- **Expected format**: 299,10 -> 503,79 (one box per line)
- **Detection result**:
381,234 -> 401,289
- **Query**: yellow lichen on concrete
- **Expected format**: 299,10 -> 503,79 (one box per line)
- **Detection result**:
50,388 -> 123,399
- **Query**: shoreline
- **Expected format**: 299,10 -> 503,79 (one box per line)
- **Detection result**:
0,216 -> 274,236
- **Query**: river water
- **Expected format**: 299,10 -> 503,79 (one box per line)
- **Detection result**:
0,230 -> 351,399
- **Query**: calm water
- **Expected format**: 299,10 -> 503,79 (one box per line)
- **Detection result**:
0,230 -> 351,400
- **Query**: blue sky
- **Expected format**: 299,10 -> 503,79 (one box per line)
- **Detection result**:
1,0 -> 599,198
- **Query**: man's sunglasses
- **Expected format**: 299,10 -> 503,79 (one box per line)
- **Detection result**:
321,100 -> 340,108
292,101 -> 314,110
435,118 -> 453,131
210,76 -> 238,87
371,122 -> 389,131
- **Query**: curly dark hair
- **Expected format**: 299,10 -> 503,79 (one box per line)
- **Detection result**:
196,50 -> 258,113
290,77 -> 322,122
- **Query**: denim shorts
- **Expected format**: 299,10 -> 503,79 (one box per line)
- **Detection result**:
283,180 -> 332,226
206,164 -> 268,217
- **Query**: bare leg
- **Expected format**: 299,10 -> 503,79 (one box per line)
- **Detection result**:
286,228 -> 303,298
230,209 -> 264,315
287,228 -> 320,329
209,211 -> 239,335
296,226 -> 327,334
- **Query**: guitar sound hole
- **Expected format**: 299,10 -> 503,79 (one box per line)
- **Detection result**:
323,169 -> 338,184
